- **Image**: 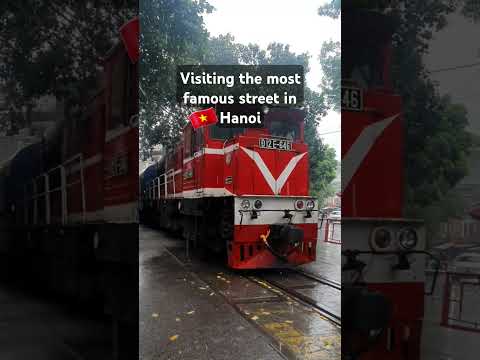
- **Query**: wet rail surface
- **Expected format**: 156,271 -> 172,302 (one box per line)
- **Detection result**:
161,239 -> 341,359
252,269 -> 341,326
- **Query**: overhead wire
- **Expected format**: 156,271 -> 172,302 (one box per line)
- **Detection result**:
430,61 -> 480,73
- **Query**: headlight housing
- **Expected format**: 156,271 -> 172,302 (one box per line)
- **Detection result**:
398,228 -> 418,250
254,199 -> 263,209
241,199 -> 251,210
306,200 -> 315,210
370,227 -> 394,252
294,200 -> 305,210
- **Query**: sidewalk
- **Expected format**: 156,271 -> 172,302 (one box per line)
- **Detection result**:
139,226 -> 284,360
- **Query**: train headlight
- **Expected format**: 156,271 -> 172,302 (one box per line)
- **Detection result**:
398,228 -> 418,250
254,200 -> 263,209
241,199 -> 251,210
294,200 -> 305,210
306,200 -> 315,210
370,227 -> 394,252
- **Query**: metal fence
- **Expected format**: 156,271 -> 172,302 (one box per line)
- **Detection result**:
319,215 -> 341,244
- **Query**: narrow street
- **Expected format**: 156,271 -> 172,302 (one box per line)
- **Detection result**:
139,224 -> 341,360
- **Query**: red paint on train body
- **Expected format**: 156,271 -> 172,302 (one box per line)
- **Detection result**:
342,91 -> 404,218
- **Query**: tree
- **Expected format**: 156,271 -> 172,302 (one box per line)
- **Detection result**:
319,40 -> 341,112
304,88 -> 338,198
0,1 -> 137,127
323,1 -> 474,213
139,0 -> 213,159
386,1 -> 473,213
318,0 -> 341,18
318,2 -> 341,112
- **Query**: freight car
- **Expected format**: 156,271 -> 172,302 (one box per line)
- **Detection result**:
0,21 -> 138,356
140,107 -> 319,269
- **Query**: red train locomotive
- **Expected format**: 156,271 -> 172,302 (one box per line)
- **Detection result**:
341,10 -> 432,360
140,107 -> 318,269
0,21 -> 138,317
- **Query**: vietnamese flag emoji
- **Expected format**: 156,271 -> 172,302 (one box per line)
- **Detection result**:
120,17 -> 139,63
188,108 -> 218,130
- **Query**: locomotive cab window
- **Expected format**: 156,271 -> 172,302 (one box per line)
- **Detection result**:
267,119 -> 300,141
342,11 -> 395,89
342,43 -> 384,88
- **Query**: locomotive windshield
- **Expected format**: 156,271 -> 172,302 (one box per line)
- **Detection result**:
342,10 -> 395,89
342,44 -> 384,88
268,119 -> 300,141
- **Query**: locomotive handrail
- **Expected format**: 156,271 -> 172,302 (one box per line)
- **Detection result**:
152,169 -> 177,198
23,154 -> 86,226
165,169 -> 176,196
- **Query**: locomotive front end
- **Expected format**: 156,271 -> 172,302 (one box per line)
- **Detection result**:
141,107 -> 319,270
229,195 -> 318,269
342,218 -> 427,359
223,108 -> 319,269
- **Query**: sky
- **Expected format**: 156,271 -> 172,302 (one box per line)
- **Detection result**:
425,13 -> 480,136
203,0 -> 341,159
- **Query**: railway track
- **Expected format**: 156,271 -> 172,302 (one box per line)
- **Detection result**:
249,269 -> 341,327
162,239 -> 341,359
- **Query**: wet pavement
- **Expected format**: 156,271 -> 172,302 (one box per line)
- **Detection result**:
300,224 -> 341,284
139,223 -> 341,360
0,285 -> 112,360
139,226 -> 285,360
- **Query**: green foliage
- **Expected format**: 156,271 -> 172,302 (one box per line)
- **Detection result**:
323,1 -> 474,212
385,1 -> 473,212
303,88 -> 337,198
0,1 -> 136,111
317,3 -> 341,112
139,0 -> 213,159
461,0 -> 480,21
405,93 -> 472,213
318,0 -> 341,18
319,40 -> 341,112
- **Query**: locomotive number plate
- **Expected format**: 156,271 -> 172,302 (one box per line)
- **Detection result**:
259,138 -> 292,151
341,87 -> 363,111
